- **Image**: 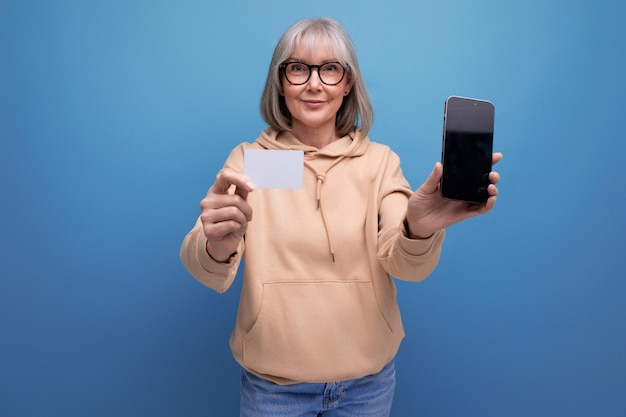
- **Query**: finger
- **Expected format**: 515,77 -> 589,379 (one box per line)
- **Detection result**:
234,184 -> 250,202
419,162 -> 443,194
487,183 -> 499,197
201,204 -> 250,237
203,217 -> 246,241
207,205 -> 249,227
212,168 -> 255,195
488,171 -> 501,184
492,152 -> 503,165
201,194 -> 253,222
484,195 -> 497,211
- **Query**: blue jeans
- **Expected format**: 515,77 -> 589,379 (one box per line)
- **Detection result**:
240,360 -> 396,417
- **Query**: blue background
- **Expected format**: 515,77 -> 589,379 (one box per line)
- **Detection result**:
2,0 -> 625,416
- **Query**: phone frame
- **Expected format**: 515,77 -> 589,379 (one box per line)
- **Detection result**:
440,96 -> 495,204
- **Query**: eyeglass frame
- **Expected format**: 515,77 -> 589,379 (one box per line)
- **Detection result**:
279,61 -> 348,86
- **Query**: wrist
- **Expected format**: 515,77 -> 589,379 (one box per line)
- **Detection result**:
205,241 -> 236,263
404,218 -> 434,240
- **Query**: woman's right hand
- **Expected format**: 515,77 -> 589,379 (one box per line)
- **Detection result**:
200,168 -> 255,262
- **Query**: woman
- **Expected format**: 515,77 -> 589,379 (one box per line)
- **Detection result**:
180,17 -> 502,417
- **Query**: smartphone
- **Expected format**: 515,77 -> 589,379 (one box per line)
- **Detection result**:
441,96 -> 495,204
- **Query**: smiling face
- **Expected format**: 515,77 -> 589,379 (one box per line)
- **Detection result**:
281,40 -> 351,143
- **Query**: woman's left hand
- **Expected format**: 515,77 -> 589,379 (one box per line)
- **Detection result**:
405,153 -> 503,239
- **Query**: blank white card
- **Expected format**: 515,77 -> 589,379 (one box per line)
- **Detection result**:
244,149 -> 304,189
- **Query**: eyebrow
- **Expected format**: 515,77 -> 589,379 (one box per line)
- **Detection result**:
285,57 -> 341,64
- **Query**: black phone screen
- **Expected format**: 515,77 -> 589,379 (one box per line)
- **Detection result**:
441,96 -> 494,204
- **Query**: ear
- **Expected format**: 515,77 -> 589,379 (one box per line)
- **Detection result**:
344,76 -> 354,96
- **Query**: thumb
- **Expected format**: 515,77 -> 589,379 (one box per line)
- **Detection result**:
419,162 -> 443,194
234,185 -> 250,201
213,169 -> 255,195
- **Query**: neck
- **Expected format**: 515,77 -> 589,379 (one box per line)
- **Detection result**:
291,123 -> 339,149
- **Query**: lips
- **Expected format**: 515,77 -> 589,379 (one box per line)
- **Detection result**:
302,100 -> 326,109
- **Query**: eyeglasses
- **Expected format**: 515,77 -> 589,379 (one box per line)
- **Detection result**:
280,61 -> 347,86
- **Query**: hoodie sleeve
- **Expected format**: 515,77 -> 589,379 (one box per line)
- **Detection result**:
375,149 -> 445,282
179,218 -> 244,293
179,143 -> 249,293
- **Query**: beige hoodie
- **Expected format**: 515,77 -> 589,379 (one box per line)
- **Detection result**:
180,128 -> 445,384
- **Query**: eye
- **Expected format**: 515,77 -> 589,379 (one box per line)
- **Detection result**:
287,63 -> 307,73
322,63 -> 341,73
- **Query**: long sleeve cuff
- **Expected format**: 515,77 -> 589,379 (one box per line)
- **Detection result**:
180,225 -> 241,293
398,227 -> 445,257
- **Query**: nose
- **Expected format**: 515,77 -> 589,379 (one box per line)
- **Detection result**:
306,68 -> 322,89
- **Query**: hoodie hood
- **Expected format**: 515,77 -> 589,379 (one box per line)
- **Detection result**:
254,128 -> 370,262
255,128 -> 369,158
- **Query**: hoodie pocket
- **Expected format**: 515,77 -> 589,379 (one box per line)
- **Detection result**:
241,281 -> 397,382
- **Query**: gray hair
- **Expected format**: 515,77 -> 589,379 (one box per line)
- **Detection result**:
260,17 -> 373,137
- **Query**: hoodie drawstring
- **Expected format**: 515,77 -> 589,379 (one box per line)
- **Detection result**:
306,156 -> 346,263
316,172 -> 335,262
315,174 -> 324,209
